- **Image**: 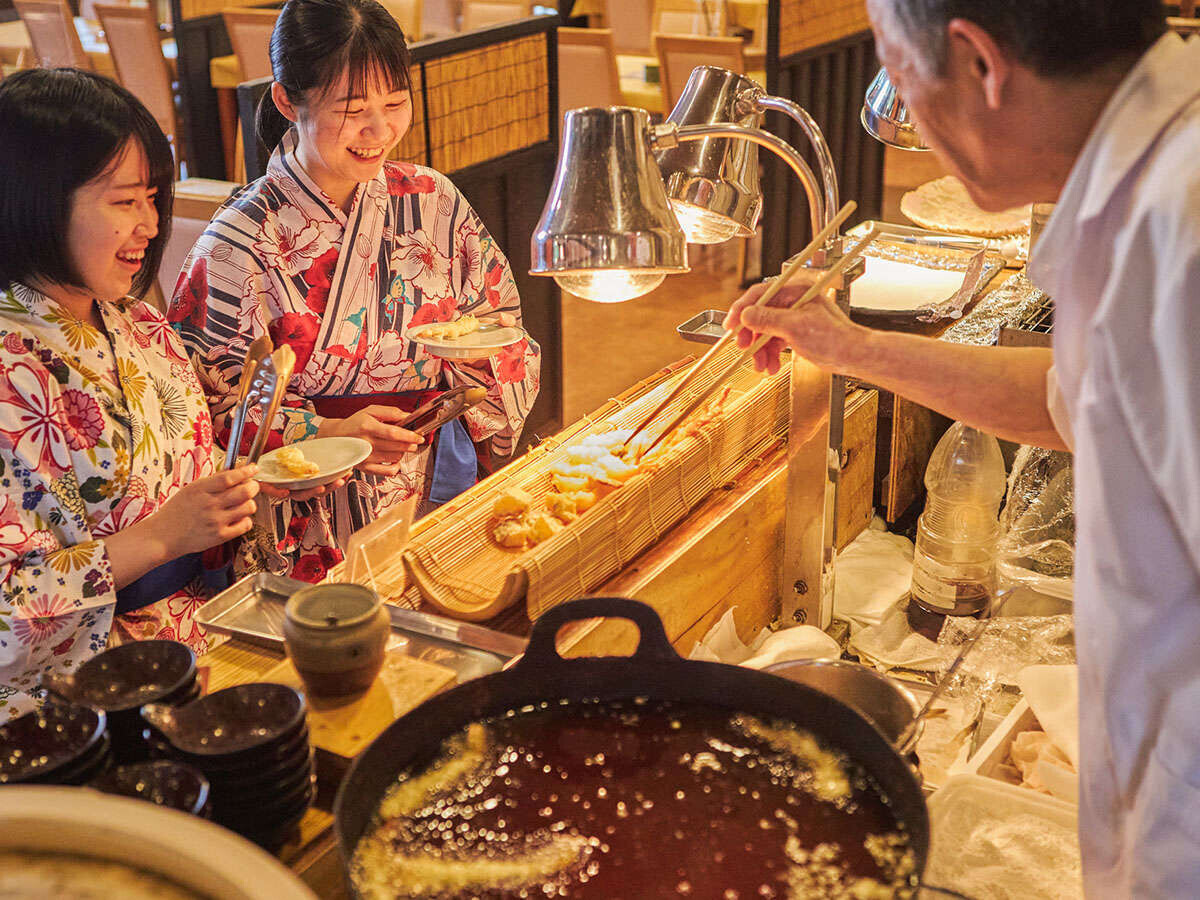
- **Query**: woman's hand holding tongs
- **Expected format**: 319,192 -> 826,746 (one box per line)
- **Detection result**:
317,404 -> 425,477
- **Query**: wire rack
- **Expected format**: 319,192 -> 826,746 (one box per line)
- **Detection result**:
1012,294 -> 1055,334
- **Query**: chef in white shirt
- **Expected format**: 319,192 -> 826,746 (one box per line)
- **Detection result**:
725,2 -> 1200,896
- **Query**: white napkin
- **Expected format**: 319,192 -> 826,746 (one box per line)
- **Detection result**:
833,518 -> 915,632
848,601 -> 946,672
1017,664 -> 1079,769
687,609 -> 839,667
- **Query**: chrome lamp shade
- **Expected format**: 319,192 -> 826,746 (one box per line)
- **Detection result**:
530,106 -> 688,303
655,66 -> 764,244
861,67 -> 928,151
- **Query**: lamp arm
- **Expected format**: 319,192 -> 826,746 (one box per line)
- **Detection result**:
754,95 -> 840,228
657,122 -> 825,239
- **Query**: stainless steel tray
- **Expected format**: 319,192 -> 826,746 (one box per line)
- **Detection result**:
196,573 -> 527,683
676,309 -> 727,344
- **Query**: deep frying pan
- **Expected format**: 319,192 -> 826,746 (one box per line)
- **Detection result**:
334,597 -> 929,893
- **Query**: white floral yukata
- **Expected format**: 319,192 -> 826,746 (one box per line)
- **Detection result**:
170,132 -> 540,584
0,285 -> 224,717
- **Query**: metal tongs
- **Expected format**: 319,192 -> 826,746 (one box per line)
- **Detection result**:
223,338 -> 297,468
400,385 -> 488,436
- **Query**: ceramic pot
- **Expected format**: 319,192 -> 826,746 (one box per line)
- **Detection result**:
283,584 -> 389,697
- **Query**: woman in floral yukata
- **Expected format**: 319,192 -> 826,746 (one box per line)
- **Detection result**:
0,70 -> 267,715
171,0 -> 541,584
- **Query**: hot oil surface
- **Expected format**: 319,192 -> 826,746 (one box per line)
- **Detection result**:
356,700 -> 912,898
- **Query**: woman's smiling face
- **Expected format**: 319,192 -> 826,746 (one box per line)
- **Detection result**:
61,138 -> 159,305
276,66 -> 413,210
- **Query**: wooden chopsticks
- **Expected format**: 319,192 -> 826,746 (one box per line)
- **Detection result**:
637,224 -> 882,457
622,201 -> 858,452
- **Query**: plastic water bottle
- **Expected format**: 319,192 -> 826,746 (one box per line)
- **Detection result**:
907,422 -> 1006,638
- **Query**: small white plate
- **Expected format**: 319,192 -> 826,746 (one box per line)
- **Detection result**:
256,437 -> 371,490
405,322 -> 525,359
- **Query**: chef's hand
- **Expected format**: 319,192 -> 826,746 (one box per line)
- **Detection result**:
317,405 -> 424,476
152,465 -> 261,556
723,278 -> 861,376
257,477 -> 349,502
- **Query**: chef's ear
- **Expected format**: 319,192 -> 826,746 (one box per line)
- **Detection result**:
272,81 -> 301,124
945,17 -> 1012,110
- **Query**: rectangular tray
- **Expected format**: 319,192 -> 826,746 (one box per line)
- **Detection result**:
197,572 -> 527,683
676,309 -> 727,344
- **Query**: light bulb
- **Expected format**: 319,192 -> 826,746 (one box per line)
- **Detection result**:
670,200 -> 744,245
554,270 -> 667,303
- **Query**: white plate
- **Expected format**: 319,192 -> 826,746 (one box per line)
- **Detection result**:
0,786 -> 316,900
256,436 -> 371,489
405,322 -> 525,359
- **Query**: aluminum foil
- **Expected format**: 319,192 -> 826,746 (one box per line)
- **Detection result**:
939,270 -> 1047,346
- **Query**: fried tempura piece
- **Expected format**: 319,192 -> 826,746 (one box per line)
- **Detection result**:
274,445 -> 320,476
492,486 -> 534,517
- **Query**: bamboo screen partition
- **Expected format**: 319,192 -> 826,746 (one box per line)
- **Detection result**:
421,33 -> 549,172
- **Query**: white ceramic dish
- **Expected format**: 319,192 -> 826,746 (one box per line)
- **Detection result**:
0,786 -> 316,900
256,437 -> 371,490
405,322 -> 525,359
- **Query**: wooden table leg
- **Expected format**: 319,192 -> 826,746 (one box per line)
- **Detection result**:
216,86 -> 239,182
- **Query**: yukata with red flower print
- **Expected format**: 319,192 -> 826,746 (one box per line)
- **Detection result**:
0,285 -> 226,717
171,131 -> 540,584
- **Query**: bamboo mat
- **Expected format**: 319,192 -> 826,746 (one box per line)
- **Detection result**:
399,342 -> 792,622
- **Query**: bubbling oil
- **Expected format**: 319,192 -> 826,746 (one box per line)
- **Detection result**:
352,700 -> 915,899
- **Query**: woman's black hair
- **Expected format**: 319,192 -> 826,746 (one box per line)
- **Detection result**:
256,0 -> 413,154
0,68 -> 174,300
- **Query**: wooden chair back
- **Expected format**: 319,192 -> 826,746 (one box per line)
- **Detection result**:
221,7 -> 278,82
461,0 -> 527,30
654,32 -> 742,109
652,0 -> 726,37
14,0 -> 89,69
556,27 -> 620,124
601,0 -> 652,54
95,3 -> 180,171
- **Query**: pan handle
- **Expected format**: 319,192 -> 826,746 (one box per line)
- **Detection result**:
520,597 -> 681,669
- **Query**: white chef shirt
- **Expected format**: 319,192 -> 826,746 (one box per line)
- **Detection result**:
1028,32 -> 1200,898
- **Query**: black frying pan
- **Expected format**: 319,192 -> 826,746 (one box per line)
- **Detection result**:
334,597 -> 929,893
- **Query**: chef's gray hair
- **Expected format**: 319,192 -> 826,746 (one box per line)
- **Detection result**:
882,0 -> 1165,77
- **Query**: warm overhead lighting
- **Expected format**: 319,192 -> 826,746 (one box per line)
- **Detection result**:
530,106 -> 689,303
531,71 -> 843,302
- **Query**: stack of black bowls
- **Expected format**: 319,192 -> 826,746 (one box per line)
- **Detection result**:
91,759 -> 212,817
40,640 -> 199,764
142,683 -> 313,847
0,702 -> 110,785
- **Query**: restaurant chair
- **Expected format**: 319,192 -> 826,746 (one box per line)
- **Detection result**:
652,0 -> 726,37
556,27 -> 620,124
422,0 -> 462,37
14,0 -> 91,69
378,0 -> 421,41
221,7 -> 278,82
95,3 -> 183,176
654,32 -> 743,109
601,0 -> 652,55
461,0 -> 528,30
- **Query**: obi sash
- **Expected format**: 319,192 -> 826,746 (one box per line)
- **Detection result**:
115,551 -> 231,614
310,390 -> 478,506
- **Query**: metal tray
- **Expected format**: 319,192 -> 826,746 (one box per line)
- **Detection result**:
196,573 -> 527,683
676,309 -> 727,344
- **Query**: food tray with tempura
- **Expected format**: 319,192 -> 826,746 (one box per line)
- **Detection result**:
398,340 -> 792,621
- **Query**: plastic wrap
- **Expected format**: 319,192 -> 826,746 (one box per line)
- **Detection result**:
997,446 -> 1075,598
